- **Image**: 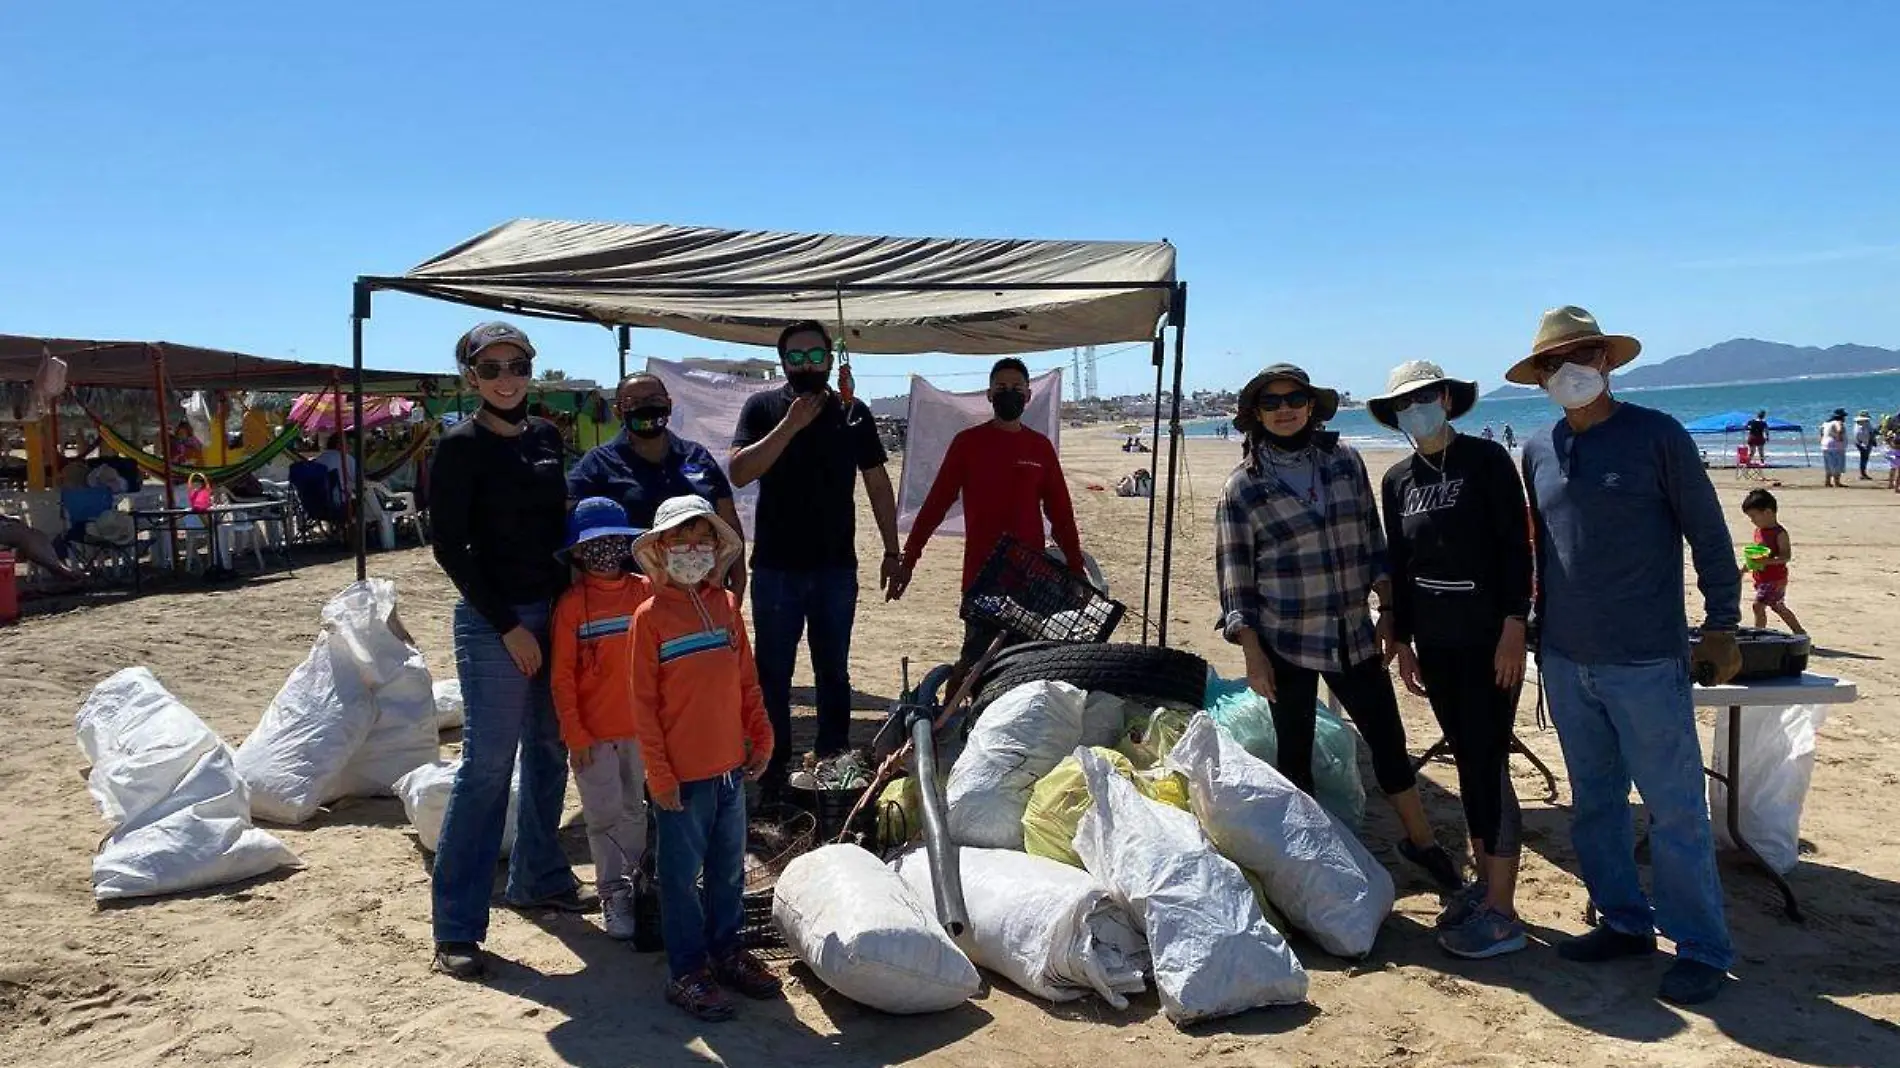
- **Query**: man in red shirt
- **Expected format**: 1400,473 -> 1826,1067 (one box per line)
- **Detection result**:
887,358 -> 1085,672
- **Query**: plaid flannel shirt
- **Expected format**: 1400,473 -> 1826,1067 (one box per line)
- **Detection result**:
1215,436 -> 1389,672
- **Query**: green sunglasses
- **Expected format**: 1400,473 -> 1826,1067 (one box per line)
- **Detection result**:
782,346 -> 831,368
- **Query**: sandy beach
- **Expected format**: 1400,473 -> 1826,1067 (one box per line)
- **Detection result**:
2,430 -> 1897,1068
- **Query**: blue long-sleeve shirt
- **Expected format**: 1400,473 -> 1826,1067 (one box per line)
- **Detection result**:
1522,403 -> 1740,664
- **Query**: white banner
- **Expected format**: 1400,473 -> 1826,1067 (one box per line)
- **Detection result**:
644,358 -> 779,541
897,369 -> 1063,537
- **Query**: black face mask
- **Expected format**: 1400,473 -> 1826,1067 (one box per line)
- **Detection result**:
1264,421 -> 1317,451
482,399 -> 528,425
787,370 -> 830,396
622,405 -> 671,439
990,389 -> 1027,422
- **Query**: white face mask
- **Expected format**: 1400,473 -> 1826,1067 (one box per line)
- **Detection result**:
1396,403 -> 1449,442
1544,362 -> 1607,410
664,544 -> 717,585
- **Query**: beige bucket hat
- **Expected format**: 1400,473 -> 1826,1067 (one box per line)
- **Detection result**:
1366,360 -> 1479,430
1504,305 -> 1642,386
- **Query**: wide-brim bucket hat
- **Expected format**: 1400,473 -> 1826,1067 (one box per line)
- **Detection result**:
633,494 -> 743,584
1234,363 -> 1340,434
555,496 -> 644,564
1505,305 -> 1641,386
1366,360 -> 1480,430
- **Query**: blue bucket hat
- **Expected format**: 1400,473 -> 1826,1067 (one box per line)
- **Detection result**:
556,497 -> 644,563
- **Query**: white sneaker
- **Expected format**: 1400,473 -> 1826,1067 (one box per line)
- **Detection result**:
602,887 -> 638,941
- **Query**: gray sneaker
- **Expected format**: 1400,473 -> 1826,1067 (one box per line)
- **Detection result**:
1439,907 -> 1528,960
1435,882 -> 1488,930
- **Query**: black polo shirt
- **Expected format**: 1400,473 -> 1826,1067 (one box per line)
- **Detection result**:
566,429 -> 733,529
734,386 -> 887,571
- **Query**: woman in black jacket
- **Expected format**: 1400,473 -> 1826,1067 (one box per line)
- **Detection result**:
1371,360 -> 1533,962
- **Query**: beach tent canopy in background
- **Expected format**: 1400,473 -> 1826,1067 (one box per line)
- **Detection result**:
289,393 -> 417,434
0,334 -> 453,394
1682,411 -> 1804,434
375,219 -> 1177,354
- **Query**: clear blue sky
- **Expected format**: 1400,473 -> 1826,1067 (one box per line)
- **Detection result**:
5,1 -> 1896,399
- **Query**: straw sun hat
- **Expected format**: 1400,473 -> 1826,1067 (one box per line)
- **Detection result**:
1504,305 -> 1642,386
1366,360 -> 1478,431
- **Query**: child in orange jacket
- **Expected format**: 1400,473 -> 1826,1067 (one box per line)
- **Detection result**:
549,498 -> 651,941
631,495 -> 777,1022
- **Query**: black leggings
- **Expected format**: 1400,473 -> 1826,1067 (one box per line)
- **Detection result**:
1263,644 -> 1417,798
1415,643 -> 1522,858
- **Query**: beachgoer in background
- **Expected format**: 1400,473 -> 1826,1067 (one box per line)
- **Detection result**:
170,420 -> 202,466
568,371 -> 746,599
428,321 -> 587,982
549,497 -> 652,943
1215,362 -> 1462,893
1480,424 -> 1495,442
1371,360 -> 1532,960
1510,306 -> 1739,1006
0,511 -> 85,585
629,496 -> 780,1021
1820,409 -> 1848,488
1502,423 -> 1517,451
890,357 -> 1085,685
1853,411 -> 1876,481
1744,410 -> 1769,465
1115,468 -> 1154,497
1740,489 -> 1804,635
316,433 -> 398,549
730,321 -> 898,787
1883,411 -> 1900,492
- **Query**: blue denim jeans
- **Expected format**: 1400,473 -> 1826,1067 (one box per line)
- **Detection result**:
655,770 -> 747,979
431,600 -> 579,944
1542,650 -> 1734,969
750,566 -> 858,781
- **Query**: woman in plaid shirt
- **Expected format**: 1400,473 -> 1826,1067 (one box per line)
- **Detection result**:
1215,364 -> 1460,892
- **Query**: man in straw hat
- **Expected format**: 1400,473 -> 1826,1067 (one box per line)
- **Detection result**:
1513,306 -> 1742,1005
1369,360 -> 1533,959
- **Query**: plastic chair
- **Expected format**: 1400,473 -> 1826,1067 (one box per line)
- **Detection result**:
59,487 -> 137,582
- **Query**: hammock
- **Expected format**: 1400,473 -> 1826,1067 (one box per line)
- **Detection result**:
75,396 -> 307,483
287,421 -> 438,481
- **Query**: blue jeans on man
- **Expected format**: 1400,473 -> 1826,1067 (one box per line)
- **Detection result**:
431,600 -> 579,944
1541,650 -> 1734,970
655,770 -> 748,979
750,566 -> 858,781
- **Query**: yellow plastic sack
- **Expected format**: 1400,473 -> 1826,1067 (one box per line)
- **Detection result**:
875,776 -> 923,850
1024,748 -> 1190,868
1115,707 -> 1193,770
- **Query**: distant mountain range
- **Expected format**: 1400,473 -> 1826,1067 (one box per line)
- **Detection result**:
1484,339 -> 1900,397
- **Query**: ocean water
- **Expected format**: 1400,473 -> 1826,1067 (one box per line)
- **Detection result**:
1169,370 -> 1900,462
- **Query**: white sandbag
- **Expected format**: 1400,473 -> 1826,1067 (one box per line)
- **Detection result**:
946,680 -> 1089,849
1167,715 -> 1393,959
1082,690 -> 1145,750
1073,747 -> 1307,1025
774,844 -> 981,1014
1710,704 -> 1826,874
432,679 -> 464,730
76,668 -> 300,901
392,759 -> 519,855
893,846 -> 1148,1008
236,580 -> 439,823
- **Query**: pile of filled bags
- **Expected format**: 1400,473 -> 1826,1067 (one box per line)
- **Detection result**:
770,677 -> 1395,1026
74,580 -> 456,901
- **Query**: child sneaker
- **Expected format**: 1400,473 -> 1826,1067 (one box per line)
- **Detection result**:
712,949 -> 783,999
1438,907 -> 1529,960
666,969 -> 735,1022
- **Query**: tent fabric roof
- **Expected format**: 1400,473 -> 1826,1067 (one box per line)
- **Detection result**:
0,335 -> 458,394
379,219 -> 1177,355
1682,410 -> 1804,434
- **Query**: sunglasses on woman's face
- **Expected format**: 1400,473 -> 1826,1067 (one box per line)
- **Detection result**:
1257,391 -> 1313,412
1390,386 -> 1443,412
782,347 -> 831,368
1533,345 -> 1605,375
473,357 -> 534,381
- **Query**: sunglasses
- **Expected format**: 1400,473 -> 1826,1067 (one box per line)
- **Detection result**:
473,357 -> 534,381
782,347 -> 831,368
1390,386 -> 1443,412
1533,344 -> 1605,375
1257,391 -> 1314,412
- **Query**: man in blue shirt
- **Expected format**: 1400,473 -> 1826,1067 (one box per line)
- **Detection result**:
1513,306 -> 1743,1007
568,372 -> 745,598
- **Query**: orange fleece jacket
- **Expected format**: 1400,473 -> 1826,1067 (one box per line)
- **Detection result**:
629,580 -> 773,798
550,571 -> 653,751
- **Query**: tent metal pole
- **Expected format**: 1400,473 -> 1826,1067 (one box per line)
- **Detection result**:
1156,283 -> 1188,648
352,282 -> 371,580
1140,332 -> 1164,644
617,325 -> 631,383
152,345 -> 180,576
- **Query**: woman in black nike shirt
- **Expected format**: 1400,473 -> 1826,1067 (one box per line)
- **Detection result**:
1371,360 -> 1534,962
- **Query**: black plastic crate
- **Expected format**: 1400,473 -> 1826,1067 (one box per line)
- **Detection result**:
629,803 -> 813,956
960,534 -> 1124,644
782,782 -> 877,846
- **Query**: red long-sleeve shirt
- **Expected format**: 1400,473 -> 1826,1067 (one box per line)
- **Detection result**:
903,422 -> 1085,589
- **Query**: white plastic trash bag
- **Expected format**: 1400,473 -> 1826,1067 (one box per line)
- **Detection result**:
775,844 -> 981,1014
432,679 -> 464,730
893,846 -> 1148,1008
1710,704 -> 1826,874
1167,715 -> 1393,958
947,680 -> 1090,849
1073,747 -> 1308,1025
77,668 -> 300,901
392,759 -> 519,855
236,580 -> 440,823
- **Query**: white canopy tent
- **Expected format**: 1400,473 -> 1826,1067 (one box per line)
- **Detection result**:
352,218 -> 1192,644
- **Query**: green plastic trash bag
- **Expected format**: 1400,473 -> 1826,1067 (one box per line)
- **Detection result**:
1025,747 -> 1189,868
1115,707 -> 1193,770
1203,672 -> 1367,830
876,776 -> 923,850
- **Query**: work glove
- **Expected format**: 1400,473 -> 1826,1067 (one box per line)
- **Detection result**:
1691,628 -> 1743,686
